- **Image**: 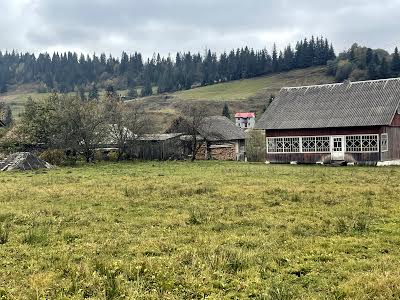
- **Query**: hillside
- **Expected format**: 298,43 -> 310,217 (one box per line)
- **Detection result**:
141,66 -> 335,131
0,66 -> 335,131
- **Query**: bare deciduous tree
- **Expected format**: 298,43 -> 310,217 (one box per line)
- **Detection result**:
180,104 -> 209,161
105,98 -> 148,160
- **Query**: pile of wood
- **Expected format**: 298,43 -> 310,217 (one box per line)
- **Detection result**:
0,152 -> 52,171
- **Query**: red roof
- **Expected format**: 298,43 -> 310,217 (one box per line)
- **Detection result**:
235,112 -> 255,118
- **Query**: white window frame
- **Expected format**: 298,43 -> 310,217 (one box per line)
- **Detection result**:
381,133 -> 389,152
345,134 -> 379,153
267,134 -> 380,154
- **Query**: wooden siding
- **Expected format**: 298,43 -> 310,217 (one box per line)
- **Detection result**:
382,126 -> 400,161
391,113 -> 400,126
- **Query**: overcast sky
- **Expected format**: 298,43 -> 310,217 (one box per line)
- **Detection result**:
1,0 -> 399,58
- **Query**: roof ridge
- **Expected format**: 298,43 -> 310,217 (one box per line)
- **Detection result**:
281,77 -> 400,91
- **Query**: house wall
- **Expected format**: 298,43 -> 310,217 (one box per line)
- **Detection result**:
381,120 -> 400,161
265,126 -> 383,164
391,113 -> 400,126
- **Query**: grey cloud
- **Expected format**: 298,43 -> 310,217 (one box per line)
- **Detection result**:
0,0 -> 399,57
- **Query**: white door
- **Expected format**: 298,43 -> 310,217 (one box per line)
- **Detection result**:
331,136 -> 345,160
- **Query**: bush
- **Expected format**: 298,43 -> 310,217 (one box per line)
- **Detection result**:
246,130 -> 266,162
39,149 -> 76,166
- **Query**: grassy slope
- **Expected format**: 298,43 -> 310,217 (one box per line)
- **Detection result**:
173,66 -> 334,101
0,66 -> 334,129
0,162 -> 399,299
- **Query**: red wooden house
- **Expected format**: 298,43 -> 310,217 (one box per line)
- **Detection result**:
255,78 -> 400,165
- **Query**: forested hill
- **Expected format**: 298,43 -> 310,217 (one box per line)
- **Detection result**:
0,36 -> 335,95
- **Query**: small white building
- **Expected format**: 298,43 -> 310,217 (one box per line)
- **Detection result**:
235,112 -> 256,129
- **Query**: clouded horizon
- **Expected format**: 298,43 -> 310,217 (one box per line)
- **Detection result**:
1,0 -> 400,58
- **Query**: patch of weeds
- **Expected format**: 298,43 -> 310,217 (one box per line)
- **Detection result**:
94,261 -> 122,300
178,185 -> 216,197
123,187 -> 140,198
289,193 -> 302,203
323,198 -> 340,206
0,213 -> 15,223
210,247 -> 248,274
266,280 -> 296,300
0,288 -> 9,299
23,226 -> 49,245
211,222 -> 228,232
336,217 -> 348,234
186,208 -> 210,225
336,213 -> 370,234
0,222 -> 11,245
353,213 -> 369,232
63,232 -> 80,244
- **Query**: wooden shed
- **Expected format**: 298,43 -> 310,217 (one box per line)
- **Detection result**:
130,133 -> 185,160
194,116 -> 246,161
255,78 -> 400,165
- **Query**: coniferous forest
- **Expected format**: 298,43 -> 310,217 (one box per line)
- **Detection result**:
1,36 -> 400,97
0,36 -> 335,95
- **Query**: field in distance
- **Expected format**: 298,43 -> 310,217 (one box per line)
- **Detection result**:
1,67 -> 334,126
0,162 -> 399,299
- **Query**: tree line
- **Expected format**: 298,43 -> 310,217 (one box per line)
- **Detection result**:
327,44 -> 400,82
0,36 -> 335,95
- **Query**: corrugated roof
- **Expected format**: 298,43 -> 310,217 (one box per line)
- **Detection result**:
138,133 -> 183,141
198,116 -> 245,141
255,78 -> 400,130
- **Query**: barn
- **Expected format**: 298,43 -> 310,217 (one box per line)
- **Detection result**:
255,78 -> 400,165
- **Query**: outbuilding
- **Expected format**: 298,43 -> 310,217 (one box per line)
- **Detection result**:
255,78 -> 400,165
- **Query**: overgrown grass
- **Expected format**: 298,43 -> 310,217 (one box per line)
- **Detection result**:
0,161 -> 399,299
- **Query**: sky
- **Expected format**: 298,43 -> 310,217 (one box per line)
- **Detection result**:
1,0 -> 400,58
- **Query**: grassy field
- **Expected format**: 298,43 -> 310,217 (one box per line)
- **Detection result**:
0,162 -> 399,299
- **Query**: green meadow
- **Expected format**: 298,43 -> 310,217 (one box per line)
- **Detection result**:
0,162 -> 399,299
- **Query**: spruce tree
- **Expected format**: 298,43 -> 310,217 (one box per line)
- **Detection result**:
88,84 -> 99,100
141,80 -> 153,97
222,103 -> 231,119
391,47 -> 400,76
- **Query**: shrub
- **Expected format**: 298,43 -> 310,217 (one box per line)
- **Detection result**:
39,149 -> 76,166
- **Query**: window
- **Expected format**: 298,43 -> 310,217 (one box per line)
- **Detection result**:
345,135 -> 379,152
302,136 -> 330,152
267,137 -> 300,153
381,133 -> 388,152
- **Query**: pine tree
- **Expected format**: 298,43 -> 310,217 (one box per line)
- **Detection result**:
391,47 -> 400,76
379,57 -> 390,79
88,84 -> 99,100
272,44 -> 279,72
222,103 -> 231,119
141,80 -> 153,97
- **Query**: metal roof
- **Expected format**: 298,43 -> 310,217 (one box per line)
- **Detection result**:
198,116 -> 245,141
255,78 -> 400,130
138,133 -> 183,141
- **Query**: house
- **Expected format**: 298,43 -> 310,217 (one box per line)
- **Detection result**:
255,78 -> 400,165
194,116 -> 246,161
235,112 -> 255,129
